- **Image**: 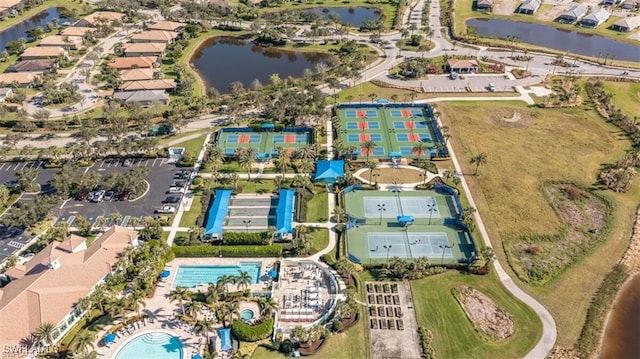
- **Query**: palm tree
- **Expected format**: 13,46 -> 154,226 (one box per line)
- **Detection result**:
169,287 -> 191,314
297,159 -> 314,175
258,297 -> 278,317
109,212 -> 123,226
235,270 -> 252,291
217,274 -> 235,295
185,300 -> 204,322
69,331 -> 95,354
128,290 -> 146,319
470,152 -> 488,176
70,351 -> 98,359
195,318 -> 215,341
412,142 -> 428,164
332,207 -> 346,224
366,162 -> 378,184
360,140 -> 376,162
89,285 -> 109,314
237,147 -> 256,181
206,282 -> 225,305
33,322 -> 56,346
189,226 -> 205,244
275,147 -> 292,176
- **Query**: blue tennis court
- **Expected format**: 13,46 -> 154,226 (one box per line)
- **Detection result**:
345,110 -> 357,118
346,121 -> 381,130
365,109 -> 377,117
390,110 -> 402,118
369,134 -> 382,141
347,134 -> 359,142
412,109 -> 423,116
400,147 -> 413,155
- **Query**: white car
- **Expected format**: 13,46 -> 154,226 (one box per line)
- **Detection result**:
168,187 -> 185,194
91,190 -> 106,202
156,206 -> 176,214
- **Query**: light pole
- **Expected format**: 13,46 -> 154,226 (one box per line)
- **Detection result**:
377,203 -> 386,225
426,201 -> 437,225
384,244 -> 392,267
439,244 -> 452,265
419,171 -> 427,185
218,240 -> 222,258
243,219 -> 251,233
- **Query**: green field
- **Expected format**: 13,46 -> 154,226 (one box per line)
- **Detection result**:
438,98 -> 638,347
306,190 -> 329,222
411,271 -> 541,358
179,194 -> 202,228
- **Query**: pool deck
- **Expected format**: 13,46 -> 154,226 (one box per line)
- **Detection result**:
95,257 -> 276,359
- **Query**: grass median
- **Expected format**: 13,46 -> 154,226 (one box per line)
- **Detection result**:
438,94 -> 638,346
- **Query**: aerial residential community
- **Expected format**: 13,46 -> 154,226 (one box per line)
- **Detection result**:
0,0 -> 638,357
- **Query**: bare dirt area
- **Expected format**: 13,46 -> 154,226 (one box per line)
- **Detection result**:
367,282 -> 423,359
537,2 -> 571,21
453,286 -> 515,340
360,167 -> 423,184
489,108 -> 536,127
628,31 -> 640,42
493,0 -> 519,15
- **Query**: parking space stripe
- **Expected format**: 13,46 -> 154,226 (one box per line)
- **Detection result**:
12,163 -> 20,170
0,163 -> 6,170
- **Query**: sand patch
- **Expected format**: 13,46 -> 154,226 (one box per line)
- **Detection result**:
503,111 -> 522,122
453,286 -> 515,340
493,0 -> 519,15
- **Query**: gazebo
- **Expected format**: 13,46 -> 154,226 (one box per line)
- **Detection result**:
314,160 -> 345,184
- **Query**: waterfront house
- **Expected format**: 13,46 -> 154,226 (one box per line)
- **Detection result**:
580,8 -> 611,28
108,56 -> 159,69
74,11 -> 125,27
0,0 -> 22,18
39,35 -> 84,50
119,79 -> 177,92
147,20 -> 186,32
118,68 -> 161,81
21,46 -> 67,60
611,16 -> 640,31
446,59 -> 479,73
129,30 -> 180,44
113,90 -> 170,106
122,42 -> 167,57
476,0 -> 493,11
7,59 -> 56,73
518,0 -> 541,14
557,4 -> 588,23
60,26 -> 96,37
0,227 -> 139,348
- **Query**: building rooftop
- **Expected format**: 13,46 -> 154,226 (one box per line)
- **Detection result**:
77,11 -> 125,26
130,30 -> 179,42
120,79 -> 176,91
113,89 -> 169,103
122,42 -> 167,54
147,20 -> 186,32
60,26 -> 95,37
7,59 -> 55,72
21,46 -> 65,58
118,68 -> 159,81
613,15 -> 640,28
39,35 -> 83,47
0,72 -> 40,84
108,56 -> 158,69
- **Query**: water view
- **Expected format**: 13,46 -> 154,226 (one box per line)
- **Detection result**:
304,7 -> 381,28
191,36 -> 330,93
600,275 -> 640,358
466,18 -> 640,62
0,7 -> 67,51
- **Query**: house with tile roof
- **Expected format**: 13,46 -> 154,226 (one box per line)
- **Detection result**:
107,56 -> 159,69
129,30 -> 180,43
119,79 -> 176,92
21,46 -> 67,60
118,68 -> 161,81
0,72 -> 41,87
7,59 -> 56,73
60,26 -> 96,37
39,35 -> 84,50
113,90 -> 170,106
74,11 -> 125,27
122,42 -> 167,57
147,20 -> 186,32
0,227 -> 139,347
445,59 -> 479,73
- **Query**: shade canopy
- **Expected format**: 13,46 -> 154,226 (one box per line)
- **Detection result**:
268,268 -> 278,278
218,328 -> 232,351
314,160 -> 345,184
191,355 -> 202,359
261,123 -> 275,129
160,270 -> 170,278
104,333 -> 117,344
276,189 -> 295,234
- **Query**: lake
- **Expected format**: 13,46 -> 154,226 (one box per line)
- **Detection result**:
600,274 -> 640,358
466,18 -> 640,63
304,7 -> 381,27
191,37 -> 330,93
0,7 -> 66,51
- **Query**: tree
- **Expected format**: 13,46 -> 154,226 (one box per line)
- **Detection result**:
235,270 -> 252,291
237,147 -> 256,182
412,142 -> 428,164
366,161 -> 378,183
0,185 -> 9,205
275,147 -> 292,176
75,215 -> 93,236
189,226 -> 205,243
169,287 -> 191,314
258,297 -> 278,317
360,140 -> 376,162
33,322 -> 56,346
217,274 -> 235,294
195,318 -> 215,341
470,152 -> 488,176
69,331 -> 95,354
185,300 -> 204,322
15,167 -> 39,192
109,212 -> 123,226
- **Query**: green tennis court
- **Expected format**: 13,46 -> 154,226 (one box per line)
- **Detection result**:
336,104 -> 446,159
344,190 -> 474,265
216,129 -> 312,158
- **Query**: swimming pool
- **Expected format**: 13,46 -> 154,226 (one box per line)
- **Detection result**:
173,262 -> 262,288
240,309 -> 255,321
114,331 -> 183,359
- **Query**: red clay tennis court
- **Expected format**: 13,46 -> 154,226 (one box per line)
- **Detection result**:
404,121 -> 415,129
402,110 -> 412,118
358,121 -> 369,130
357,110 -> 367,118
239,134 -> 251,143
285,134 -> 297,143
359,133 -> 371,142
408,133 -> 420,142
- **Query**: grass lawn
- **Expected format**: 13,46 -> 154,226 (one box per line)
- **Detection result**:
411,271 -> 541,358
237,179 -> 279,194
170,134 -> 208,157
438,96 -> 638,346
308,228 -> 329,254
602,81 -> 640,116
179,194 -> 202,228
306,191 -> 328,222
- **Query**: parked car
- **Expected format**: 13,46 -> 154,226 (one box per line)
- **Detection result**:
174,171 -> 189,179
120,192 -> 130,201
76,190 -> 90,201
104,190 -> 115,201
156,206 -> 176,214
123,159 -> 133,167
92,190 -> 106,202
87,191 -> 97,202
173,180 -> 187,188
168,187 -> 185,194
163,196 -> 181,204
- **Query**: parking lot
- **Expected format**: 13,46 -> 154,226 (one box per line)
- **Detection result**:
421,74 -> 515,93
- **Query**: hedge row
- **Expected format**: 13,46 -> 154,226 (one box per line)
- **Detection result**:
223,232 -> 271,245
173,245 -> 282,257
231,318 -> 274,342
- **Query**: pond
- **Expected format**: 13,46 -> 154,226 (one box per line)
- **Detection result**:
190,37 -> 331,93
466,18 -> 640,63
303,7 -> 381,28
0,7 -> 67,51
600,274 -> 640,358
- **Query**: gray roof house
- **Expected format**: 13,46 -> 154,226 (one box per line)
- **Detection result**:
580,8 -> 611,28
557,4 -> 588,23
622,0 -> 639,10
476,0 -> 493,11
611,16 -> 640,32
113,90 -> 169,106
518,0 -> 541,14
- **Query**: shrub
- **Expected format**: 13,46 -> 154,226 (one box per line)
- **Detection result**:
231,318 -> 274,342
173,245 -> 282,257
223,232 -> 271,245
332,320 -> 343,332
